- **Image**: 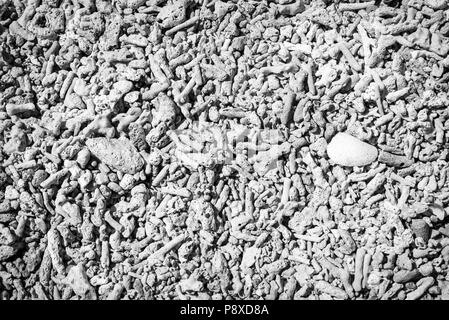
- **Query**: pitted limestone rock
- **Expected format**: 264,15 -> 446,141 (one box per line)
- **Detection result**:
326,132 -> 378,167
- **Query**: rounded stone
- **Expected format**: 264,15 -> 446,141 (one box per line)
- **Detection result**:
326,132 -> 378,167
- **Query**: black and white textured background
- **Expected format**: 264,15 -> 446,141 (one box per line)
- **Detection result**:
1,0 -> 449,300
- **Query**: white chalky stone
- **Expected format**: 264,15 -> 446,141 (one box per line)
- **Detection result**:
326,132 -> 378,167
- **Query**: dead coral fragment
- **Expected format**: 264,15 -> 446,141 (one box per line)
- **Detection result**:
326,133 -> 378,167
157,0 -> 189,29
63,263 -> 97,300
86,137 -> 144,174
